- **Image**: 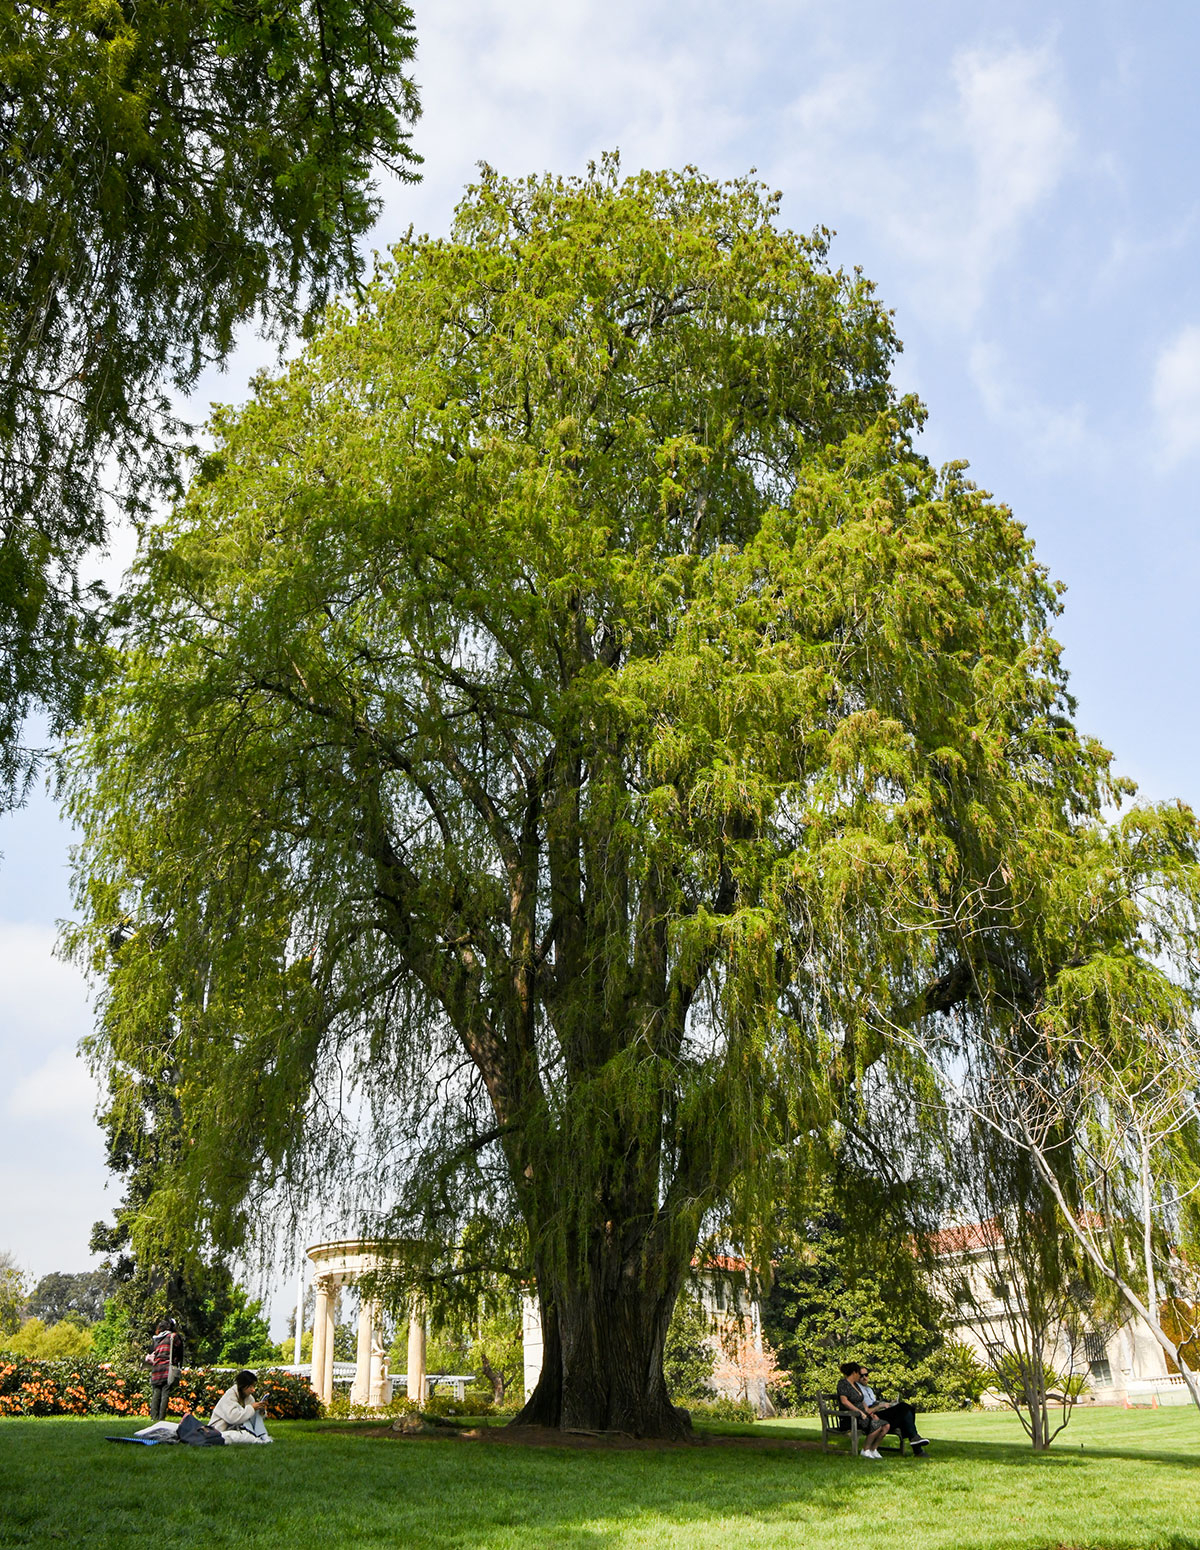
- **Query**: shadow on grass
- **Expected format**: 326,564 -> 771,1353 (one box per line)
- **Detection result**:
2,1417 -> 1198,1550
748,1417 -> 1200,1472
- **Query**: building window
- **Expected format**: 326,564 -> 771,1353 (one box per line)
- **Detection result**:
1083,1332 -> 1108,1364
1088,1358 -> 1113,1387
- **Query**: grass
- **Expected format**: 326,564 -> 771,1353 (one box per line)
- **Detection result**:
1,1407 -> 1198,1549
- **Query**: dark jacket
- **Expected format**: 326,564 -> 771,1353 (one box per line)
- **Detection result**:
149,1330 -> 184,1385
835,1376 -> 871,1428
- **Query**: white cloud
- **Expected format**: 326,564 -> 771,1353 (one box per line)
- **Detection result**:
1152,324 -> 1200,467
774,42 -> 1074,327
0,920 -> 99,1118
968,339 -> 1088,465
8,1046 -> 101,1120
952,46 -> 1072,259
0,921 -> 93,1044
0,920 -> 107,1274
376,0 -> 764,244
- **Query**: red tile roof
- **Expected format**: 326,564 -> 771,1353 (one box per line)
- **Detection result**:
925,1219 -> 1004,1256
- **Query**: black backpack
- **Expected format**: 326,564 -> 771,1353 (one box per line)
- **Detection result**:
177,1412 -> 225,1446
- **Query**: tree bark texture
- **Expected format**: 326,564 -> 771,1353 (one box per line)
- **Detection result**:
512,1255 -> 691,1439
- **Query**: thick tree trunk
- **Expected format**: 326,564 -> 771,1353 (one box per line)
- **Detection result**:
559,1269 -> 690,1438
510,1252 -> 692,1439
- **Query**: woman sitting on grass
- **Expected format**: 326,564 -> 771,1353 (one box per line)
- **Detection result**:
210,1370 -> 273,1444
836,1362 -> 890,1458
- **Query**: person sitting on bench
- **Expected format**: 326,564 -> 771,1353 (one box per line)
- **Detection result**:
857,1364 -> 931,1456
210,1370 -> 273,1444
836,1362 -> 890,1457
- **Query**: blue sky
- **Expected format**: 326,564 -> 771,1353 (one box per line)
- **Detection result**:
2,0 -> 1198,1332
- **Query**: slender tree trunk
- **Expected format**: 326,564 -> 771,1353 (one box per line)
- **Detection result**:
478,1349 -> 506,1406
1140,1132 -> 1159,1325
1025,1147 -> 1200,1415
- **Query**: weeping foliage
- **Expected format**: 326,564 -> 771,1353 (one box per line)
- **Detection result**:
65,160 -> 1200,1433
0,0 -> 421,810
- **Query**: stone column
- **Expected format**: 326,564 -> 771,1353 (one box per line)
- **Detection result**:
521,1290 -> 543,1401
351,1295 -> 373,1405
293,1258 -> 305,1367
311,1277 -> 331,1402
321,1283 -> 337,1404
406,1302 -> 426,1404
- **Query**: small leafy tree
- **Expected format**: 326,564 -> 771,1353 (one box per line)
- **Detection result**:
762,1195 -> 945,1408
213,1286 -> 275,1367
892,947 -> 1200,1415
967,1013 -> 1200,1412
91,1298 -> 134,1363
88,1054 -> 242,1363
2,1316 -> 94,1360
471,1310 -> 524,1406
389,1298 -> 522,1403
933,1201 -> 1085,1450
711,1327 -> 789,1416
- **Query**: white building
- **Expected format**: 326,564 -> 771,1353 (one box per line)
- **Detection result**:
931,1221 -> 1189,1406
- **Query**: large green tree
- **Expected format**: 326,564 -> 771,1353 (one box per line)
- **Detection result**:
0,0 -> 420,807
26,1269 -> 112,1326
67,162 -> 1200,1437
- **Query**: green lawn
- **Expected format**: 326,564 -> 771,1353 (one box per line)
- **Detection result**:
1,1408 -> 1197,1549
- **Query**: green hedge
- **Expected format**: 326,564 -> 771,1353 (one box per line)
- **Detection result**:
0,1357 -> 321,1420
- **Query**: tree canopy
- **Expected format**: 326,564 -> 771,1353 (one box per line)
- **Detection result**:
25,1269 -> 112,1327
0,0 -> 420,807
67,160 -> 1200,1436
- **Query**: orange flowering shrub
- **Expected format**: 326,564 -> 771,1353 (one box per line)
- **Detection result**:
0,1359 -> 321,1419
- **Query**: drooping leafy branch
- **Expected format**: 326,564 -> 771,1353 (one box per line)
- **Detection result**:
0,0 -> 421,807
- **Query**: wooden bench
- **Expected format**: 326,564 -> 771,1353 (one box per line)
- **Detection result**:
816,1393 -> 908,1456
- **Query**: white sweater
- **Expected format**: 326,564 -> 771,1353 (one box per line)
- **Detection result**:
211,1386 -> 260,1430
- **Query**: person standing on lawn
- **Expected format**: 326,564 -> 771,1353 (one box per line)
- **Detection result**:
146,1317 -> 184,1421
857,1364 -> 931,1456
836,1362 -> 891,1457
